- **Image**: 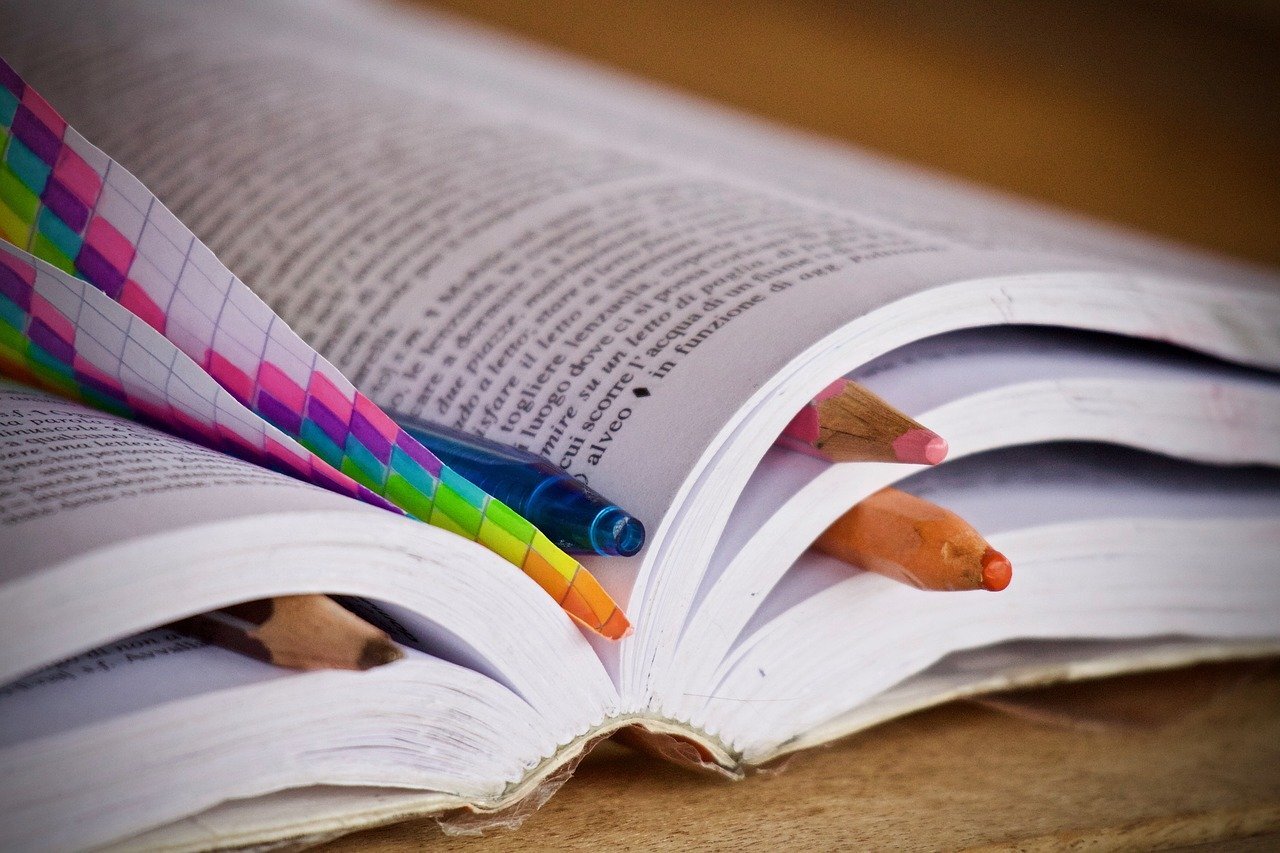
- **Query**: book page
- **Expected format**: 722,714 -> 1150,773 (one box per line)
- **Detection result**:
0,240 -> 396,517
707,325 -> 1280,595
746,444 -> 1280,637
324,0 -> 1280,287
0,628 -> 283,749
722,523 -> 1280,755
0,2 -> 1089,516
0,384 -> 365,581
714,524 -> 1280,758
6,1 -> 1278,693
0,379 -> 622,730
0,54 -> 628,637
0,628 -> 557,852
8,1 -> 1272,533
897,441 -> 1280,534
850,325 -> 1280,421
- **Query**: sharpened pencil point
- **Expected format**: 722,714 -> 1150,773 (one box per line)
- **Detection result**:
981,548 -> 1013,591
815,488 -> 1010,592
783,380 -> 952,464
892,428 -> 949,465
357,638 -> 405,670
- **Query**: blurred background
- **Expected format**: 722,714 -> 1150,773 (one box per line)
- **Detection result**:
416,0 -> 1280,266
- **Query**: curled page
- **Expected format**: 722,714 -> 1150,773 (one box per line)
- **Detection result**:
0,241 -> 399,512
0,58 -> 627,639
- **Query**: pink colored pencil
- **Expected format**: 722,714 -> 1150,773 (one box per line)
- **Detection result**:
778,379 -> 948,464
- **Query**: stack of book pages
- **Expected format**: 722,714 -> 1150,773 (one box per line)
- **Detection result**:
0,1 -> 1276,848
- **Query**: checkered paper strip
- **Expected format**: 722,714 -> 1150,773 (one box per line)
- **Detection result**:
0,240 -> 403,512
0,58 -> 628,640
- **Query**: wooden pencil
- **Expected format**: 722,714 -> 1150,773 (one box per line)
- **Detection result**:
778,379 -> 948,464
814,487 -> 1012,591
169,594 -> 404,671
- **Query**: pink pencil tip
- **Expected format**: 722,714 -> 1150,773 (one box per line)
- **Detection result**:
892,428 -> 949,465
780,406 -> 821,444
922,434 -> 948,465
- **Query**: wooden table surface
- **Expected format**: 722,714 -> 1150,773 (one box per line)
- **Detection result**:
329,2 -> 1280,848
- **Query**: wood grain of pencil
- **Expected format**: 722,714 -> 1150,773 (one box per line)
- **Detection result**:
779,380 -> 948,464
815,486 -> 1012,592
169,594 -> 404,671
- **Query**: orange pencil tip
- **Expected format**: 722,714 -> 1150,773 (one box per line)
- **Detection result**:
892,428 -> 949,465
981,547 -> 1012,591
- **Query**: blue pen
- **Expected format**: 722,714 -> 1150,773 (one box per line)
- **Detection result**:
390,412 -> 646,557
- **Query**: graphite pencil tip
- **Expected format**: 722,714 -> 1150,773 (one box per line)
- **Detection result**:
981,547 -> 1013,591
891,427 -> 949,465
357,638 -> 406,670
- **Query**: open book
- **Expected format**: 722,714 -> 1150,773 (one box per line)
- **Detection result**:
2,1 -> 1279,848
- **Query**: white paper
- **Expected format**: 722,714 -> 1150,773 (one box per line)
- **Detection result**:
0,385 -> 358,581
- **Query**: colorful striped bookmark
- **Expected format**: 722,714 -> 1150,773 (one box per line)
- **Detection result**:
0,57 -> 629,640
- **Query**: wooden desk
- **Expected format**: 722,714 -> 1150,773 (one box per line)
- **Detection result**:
329,2 -> 1280,848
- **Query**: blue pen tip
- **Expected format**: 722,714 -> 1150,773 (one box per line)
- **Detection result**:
591,507 -> 646,557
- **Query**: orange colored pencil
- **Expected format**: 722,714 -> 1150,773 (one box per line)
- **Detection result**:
815,487 -> 1012,591
778,379 -> 948,465
170,595 -> 404,671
